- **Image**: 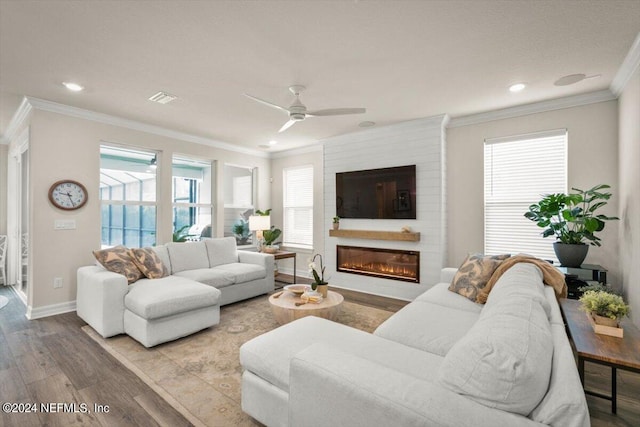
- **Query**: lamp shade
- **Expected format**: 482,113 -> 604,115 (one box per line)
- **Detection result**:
249,215 -> 270,231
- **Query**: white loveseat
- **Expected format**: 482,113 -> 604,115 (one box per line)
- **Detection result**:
77,237 -> 274,347
240,263 -> 589,427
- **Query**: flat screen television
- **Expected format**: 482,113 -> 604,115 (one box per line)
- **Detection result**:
336,165 -> 416,219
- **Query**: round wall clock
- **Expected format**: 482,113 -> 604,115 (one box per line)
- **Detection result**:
48,180 -> 88,210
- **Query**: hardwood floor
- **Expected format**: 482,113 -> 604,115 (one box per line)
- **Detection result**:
1,282 -> 638,426
0,286 -> 191,427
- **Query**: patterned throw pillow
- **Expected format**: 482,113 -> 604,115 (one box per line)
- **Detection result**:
448,253 -> 511,302
130,247 -> 169,279
93,246 -> 144,284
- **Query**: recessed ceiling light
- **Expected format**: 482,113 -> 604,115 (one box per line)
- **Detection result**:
509,83 -> 526,93
269,140 -> 278,146
358,121 -> 376,127
63,82 -> 84,92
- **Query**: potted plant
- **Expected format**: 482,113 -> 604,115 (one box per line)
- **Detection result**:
308,253 -> 328,297
262,226 -> 282,253
332,216 -> 340,230
232,219 -> 251,245
579,290 -> 630,328
524,184 -> 618,267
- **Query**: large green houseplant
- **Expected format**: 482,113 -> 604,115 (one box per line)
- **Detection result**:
524,184 -> 618,267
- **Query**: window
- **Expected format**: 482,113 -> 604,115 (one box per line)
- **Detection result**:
100,146 -> 157,248
223,164 -> 256,245
484,129 -> 567,261
172,157 -> 214,241
283,165 -> 313,248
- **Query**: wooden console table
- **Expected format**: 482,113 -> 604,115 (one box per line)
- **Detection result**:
560,298 -> 640,413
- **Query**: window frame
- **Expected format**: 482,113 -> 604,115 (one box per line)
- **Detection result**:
483,129 -> 568,262
282,164 -> 314,250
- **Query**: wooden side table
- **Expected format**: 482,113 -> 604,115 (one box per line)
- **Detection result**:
273,250 -> 297,284
560,298 -> 640,413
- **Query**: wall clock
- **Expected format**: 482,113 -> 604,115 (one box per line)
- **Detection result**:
48,180 -> 88,210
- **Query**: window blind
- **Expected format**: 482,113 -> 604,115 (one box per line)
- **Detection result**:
484,129 -> 567,261
283,165 -> 313,248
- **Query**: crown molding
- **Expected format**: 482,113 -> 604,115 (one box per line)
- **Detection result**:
447,89 -> 616,128
22,97 -> 269,158
610,32 -> 640,96
1,96 -> 33,145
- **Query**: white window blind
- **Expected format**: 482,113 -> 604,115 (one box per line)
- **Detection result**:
283,165 -> 313,248
484,129 -> 567,261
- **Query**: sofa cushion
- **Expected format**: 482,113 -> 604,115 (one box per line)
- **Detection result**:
437,296 -> 553,416
485,263 -> 551,319
93,245 -> 144,284
130,247 -> 169,279
530,323 -> 590,427
151,245 -> 172,275
124,276 -> 221,320
166,241 -> 209,273
374,301 -> 480,356
205,237 -> 238,267
415,282 -> 483,314
241,316 -> 444,393
214,263 -> 266,283
173,268 -> 235,288
448,253 -> 510,302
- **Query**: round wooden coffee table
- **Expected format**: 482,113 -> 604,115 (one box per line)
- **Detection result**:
269,289 -> 344,325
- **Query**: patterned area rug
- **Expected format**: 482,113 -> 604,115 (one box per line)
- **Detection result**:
82,293 -> 394,427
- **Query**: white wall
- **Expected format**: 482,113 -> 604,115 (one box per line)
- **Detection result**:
270,146 -> 324,278
17,107 -> 271,314
618,65 -> 640,328
447,100 -> 620,282
323,116 -> 448,300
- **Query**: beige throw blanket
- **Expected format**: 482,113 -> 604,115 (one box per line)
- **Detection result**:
477,255 -> 568,303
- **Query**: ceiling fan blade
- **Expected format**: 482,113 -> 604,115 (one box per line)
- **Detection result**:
278,119 -> 297,133
306,107 -> 366,116
244,93 -> 289,113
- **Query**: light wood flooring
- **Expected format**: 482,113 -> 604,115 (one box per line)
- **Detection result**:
1,279 -> 639,426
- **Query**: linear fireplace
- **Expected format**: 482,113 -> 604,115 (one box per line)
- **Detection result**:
337,245 -> 419,283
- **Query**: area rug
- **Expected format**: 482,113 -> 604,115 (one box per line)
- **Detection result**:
0,295 -> 9,310
83,294 -> 394,426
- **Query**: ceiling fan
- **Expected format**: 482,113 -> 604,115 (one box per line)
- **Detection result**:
244,85 -> 366,133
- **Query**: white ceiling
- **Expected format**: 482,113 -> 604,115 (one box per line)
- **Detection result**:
1,1 -> 639,152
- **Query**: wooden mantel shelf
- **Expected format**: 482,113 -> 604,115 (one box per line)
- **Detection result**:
329,229 -> 420,242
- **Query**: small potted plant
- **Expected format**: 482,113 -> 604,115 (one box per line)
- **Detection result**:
579,290 -> 630,330
524,184 -> 618,267
308,253 -> 328,298
332,216 -> 340,230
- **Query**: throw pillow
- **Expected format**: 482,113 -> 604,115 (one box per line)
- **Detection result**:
448,253 -> 510,302
130,247 -> 169,279
93,245 -> 144,284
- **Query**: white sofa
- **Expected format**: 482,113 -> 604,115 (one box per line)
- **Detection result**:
77,237 -> 274,347
239,263 -> 589,427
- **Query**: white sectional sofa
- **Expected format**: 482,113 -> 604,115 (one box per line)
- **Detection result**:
77,237 -> 274,347
240,263 -> 589,427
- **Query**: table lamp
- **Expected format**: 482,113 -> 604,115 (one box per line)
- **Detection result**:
249,215 -> 270,251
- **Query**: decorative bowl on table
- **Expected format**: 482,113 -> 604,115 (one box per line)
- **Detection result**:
283,284 -> 309,295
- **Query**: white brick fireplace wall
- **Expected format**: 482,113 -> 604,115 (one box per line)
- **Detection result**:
324,115 -> 448,300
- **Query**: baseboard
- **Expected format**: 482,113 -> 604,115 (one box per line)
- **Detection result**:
26,300 -> 77,320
